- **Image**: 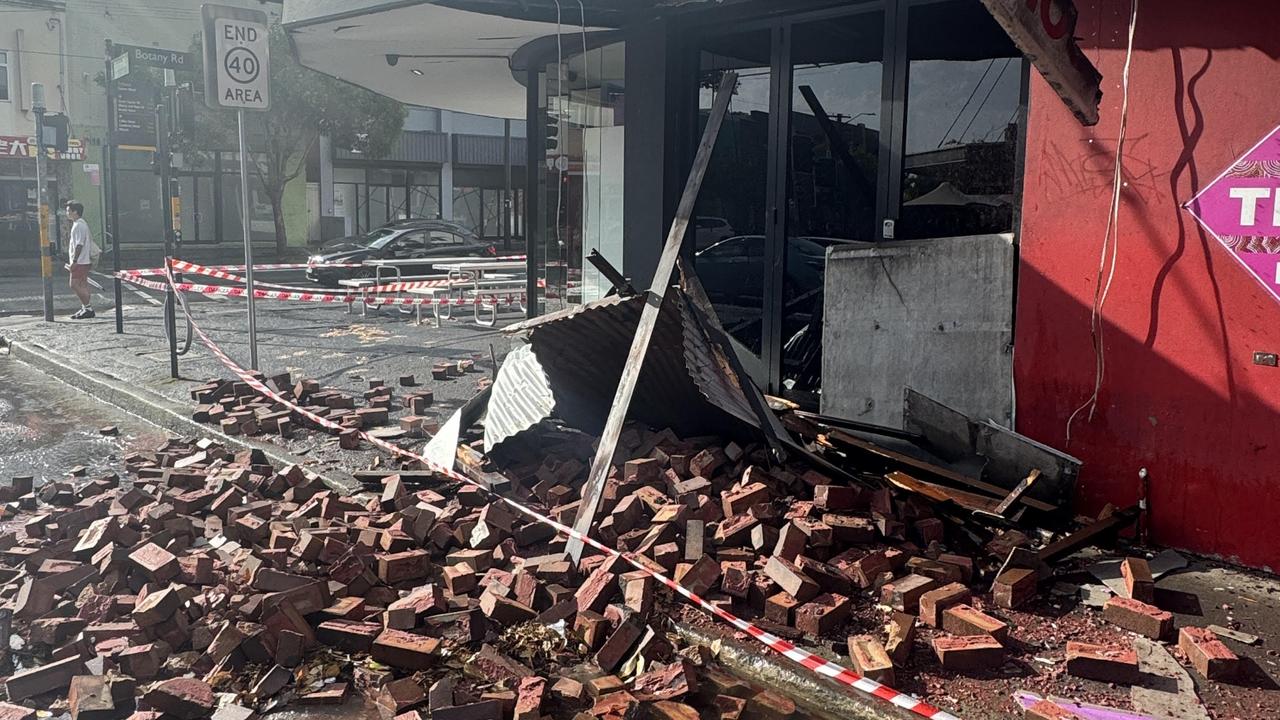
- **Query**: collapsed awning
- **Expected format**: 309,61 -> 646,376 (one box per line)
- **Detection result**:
283,0 -> 610,118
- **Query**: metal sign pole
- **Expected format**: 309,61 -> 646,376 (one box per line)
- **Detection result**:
106,40 -> 124,333
238,109 -> 259,370
158,92 -> 179,379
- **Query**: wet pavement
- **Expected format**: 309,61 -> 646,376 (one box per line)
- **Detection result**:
0,356 -> 170,484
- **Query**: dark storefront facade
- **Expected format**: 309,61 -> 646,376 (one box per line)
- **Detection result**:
287,0 -> 1280,569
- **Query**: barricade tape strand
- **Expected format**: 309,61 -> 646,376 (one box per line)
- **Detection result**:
161,267 -> 960,720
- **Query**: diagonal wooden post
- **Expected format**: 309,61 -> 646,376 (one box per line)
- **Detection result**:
565,71 -> 738,563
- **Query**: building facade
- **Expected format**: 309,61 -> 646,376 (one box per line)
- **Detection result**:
286,0 -> 1280,569
0,0 -> 523,262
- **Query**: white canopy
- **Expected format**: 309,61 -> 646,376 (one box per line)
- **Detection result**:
284,0 -> 607,119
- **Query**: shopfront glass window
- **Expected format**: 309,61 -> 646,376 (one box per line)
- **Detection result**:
899,0 -> 1023,240
693,29 -> 772,357
783,11 -> 884,397
539,41 -> 625,310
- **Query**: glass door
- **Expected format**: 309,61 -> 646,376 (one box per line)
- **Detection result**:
692,26 -> 775,381
781,8 -> 885,402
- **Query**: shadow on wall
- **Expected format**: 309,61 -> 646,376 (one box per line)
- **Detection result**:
1014,259 -> 1280,571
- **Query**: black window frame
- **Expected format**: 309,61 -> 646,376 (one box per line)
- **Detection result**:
672,0 -> 1030,395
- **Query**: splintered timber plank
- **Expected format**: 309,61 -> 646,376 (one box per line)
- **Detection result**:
827,429 -> 1058,513
565,71 -> 739,563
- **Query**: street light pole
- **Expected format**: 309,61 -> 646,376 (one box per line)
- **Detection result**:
32,83 -> 54,322
238,110 -> 259,370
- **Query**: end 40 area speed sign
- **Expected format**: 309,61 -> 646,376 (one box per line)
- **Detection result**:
201,4 -> 270,111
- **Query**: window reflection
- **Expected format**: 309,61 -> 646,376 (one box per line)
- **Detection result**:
900,1 -> 1022,240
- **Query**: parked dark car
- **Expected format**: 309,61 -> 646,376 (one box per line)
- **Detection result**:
306,219 -> 496,285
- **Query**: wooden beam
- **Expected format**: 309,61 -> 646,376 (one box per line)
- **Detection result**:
993,469 -> 1040,516
1037,506 -> 1138,563
564,71 -> 739,563
826,429 -> 1058,513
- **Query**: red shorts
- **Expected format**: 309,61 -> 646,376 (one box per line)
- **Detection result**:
70,263 -> 92,281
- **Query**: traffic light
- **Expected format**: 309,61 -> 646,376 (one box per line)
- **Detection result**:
40,113 -> 69,153
172,84 -> 196,139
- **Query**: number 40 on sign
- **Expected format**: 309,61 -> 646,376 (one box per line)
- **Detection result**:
201,3 -> 271,111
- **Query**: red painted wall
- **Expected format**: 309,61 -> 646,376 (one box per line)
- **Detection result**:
1016,0 -> 1280,569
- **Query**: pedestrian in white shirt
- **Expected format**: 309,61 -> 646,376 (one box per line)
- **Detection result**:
66,201 -> 96,319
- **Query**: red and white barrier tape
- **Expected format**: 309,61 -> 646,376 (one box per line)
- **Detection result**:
128,261 -> 365,277
160,268 -> 959,720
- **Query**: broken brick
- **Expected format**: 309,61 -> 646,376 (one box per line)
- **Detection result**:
143,678 -> 216,720
993,567 -> 1037,610
880,574 -> 938,614
1103,597 -> 1173,640
793,593 -> 850,637
1179,626 -> 1241,681
764,556 -> 820,603
848,635 -> 894,685
933,635 -> 1005,671
1065,641 -> 1140,684
918,582 -> 971,628
941,604 -> 1009,643
1121,557 -> 1155,604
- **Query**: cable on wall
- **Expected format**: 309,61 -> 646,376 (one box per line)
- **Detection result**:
1066,0 -> 1139,446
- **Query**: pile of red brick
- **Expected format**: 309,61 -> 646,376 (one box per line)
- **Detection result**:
190,375 -> 443,448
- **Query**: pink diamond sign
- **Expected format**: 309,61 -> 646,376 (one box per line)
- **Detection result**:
1186,126 -> 1280,305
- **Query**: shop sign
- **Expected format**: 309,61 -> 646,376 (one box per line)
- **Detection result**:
1186,126 -> 1280,306
0,135 -> 86,161
980,0 -> 1102,126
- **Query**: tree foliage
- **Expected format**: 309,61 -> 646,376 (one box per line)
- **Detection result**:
191,23 -> 405,253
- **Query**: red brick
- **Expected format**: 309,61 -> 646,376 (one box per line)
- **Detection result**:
316,620 -> 382,653
932,635 -> 1004,671
1179,626 -> 1241,681
880,574 -> 938,614
128,543 -> 178,582
479,593 -> 537,624
574,611 -> 610,649
374,677 -> 425,717
1121,557 -> 1155,604
143,678 -> 216,719
885,612 -> 916,665
918,582 -> 971,628
443,564 -> 478,596
0,703 -> 35,720
721,482 -> 769,518
848,635 -> 894,685
632,660 -> 697,702
1065,641 -> 1140,684
764,556 -> 820,603
5,656 -> 86,701
1103,597 -> 1173,640
793,593 -> 850,637
513,676 -> 546,720
621,570 -> 654,615
595,617 -> 644,672
845,550 -> 892,589
377,549 -> 433,585
941,604 -> 1009,643
813,485 -> 861,511
676,554 -> 721,595
575,567 -> 617,614
373,629 -> 442,670
772,523 -> 807,562
764,592 -> 799,625
993,567 -> 1037,609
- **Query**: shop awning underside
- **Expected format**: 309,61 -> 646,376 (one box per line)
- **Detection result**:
284,0 -> 618,118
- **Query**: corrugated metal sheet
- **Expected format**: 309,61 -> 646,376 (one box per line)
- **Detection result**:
335,131 -> 449,164
484,344 -> 556,452
453,133 -> 528,167
492,291 -> 760,443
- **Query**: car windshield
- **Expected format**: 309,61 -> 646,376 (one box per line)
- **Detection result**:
358,228 -> 400,249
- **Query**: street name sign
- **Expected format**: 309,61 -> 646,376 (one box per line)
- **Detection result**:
201,4 -> 271,111
114,43 -> 194,72
1186,126 -> 1280,307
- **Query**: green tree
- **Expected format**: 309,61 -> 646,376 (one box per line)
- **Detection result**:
193,23 -> 405,254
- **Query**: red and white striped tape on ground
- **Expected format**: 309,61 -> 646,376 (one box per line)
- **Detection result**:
161,267 -> 960,720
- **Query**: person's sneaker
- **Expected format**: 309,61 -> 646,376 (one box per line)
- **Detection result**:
80,308 -> 95,319
69,308 -> 86,320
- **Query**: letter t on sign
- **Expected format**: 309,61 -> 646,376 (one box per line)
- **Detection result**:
1229,187 -> 1271,226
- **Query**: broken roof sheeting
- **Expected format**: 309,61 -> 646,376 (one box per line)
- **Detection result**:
488,291 -> 758,449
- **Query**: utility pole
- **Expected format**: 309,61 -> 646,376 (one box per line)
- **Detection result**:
32,83 -> 54,322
